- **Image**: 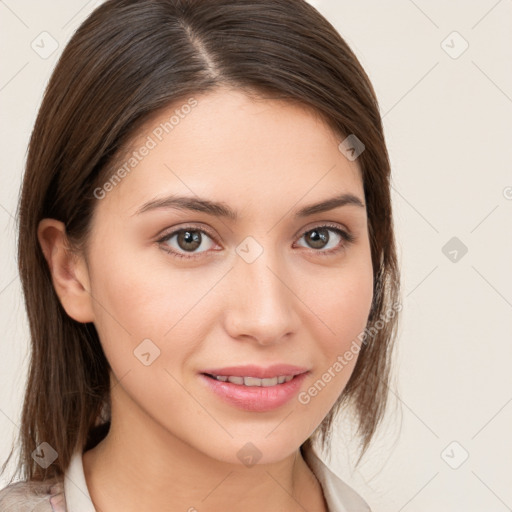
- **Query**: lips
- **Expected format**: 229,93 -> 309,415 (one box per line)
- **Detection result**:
207,375 -> 294,387
199,372 -> 308,412
201,364 -> 309,379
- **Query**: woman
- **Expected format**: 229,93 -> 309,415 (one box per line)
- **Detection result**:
0,0 -> 400,510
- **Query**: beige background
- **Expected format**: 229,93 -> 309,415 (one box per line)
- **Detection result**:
1,1 -> 511,510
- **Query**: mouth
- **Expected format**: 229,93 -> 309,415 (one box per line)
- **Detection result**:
200,363 -> 309,380
199,367 -> 309,412
202,373 -> 296,387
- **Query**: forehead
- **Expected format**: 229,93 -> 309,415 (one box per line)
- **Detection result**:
96,88 -> 364,219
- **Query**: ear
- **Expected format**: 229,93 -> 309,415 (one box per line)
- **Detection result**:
37,218 -> 95,323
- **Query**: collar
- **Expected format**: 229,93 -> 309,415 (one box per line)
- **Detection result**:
300,440 -> 371,511
63,442 -> 371,512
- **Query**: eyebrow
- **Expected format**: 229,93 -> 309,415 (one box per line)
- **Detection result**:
134,192 -> 365,220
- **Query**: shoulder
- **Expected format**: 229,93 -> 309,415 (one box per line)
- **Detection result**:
0,478 -> 66,511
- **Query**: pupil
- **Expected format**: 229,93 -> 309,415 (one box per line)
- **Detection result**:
179,230 -> 201,251
308,228 -> 328,249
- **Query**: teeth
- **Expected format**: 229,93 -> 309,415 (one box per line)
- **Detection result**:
212,375 -> 294,386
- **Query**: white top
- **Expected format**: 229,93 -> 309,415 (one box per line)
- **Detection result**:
0,442 -> 371,511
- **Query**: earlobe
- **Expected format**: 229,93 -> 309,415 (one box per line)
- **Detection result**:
37,218 -> 95,323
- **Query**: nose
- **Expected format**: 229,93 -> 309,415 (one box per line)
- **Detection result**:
223,247 -> 301,346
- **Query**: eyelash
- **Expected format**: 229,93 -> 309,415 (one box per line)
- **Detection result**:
156,223 -> 355,261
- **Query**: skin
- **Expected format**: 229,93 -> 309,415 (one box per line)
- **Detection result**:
38,87 -> 373,512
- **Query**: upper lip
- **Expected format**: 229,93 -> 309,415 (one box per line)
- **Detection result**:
201,364 -> 309,379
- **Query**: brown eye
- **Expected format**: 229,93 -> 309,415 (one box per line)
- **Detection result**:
158,227 -> 217,260
304,227 -> 330,249
295,224 -> 355,255
158,223 -> 354,261
176,230 -> 202,251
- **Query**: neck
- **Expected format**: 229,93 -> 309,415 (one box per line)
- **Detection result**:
82,396 -> 327,512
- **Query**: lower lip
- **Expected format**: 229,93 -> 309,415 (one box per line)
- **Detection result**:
199,372 -> 308,412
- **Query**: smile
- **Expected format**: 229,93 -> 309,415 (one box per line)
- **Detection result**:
205,374 -> 294,386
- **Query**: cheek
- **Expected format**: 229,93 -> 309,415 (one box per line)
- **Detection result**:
310,256 -> 374,350
299,255 -> 373,403
86,241 -> 215,376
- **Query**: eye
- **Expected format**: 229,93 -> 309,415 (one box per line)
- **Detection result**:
157,223 -> 355,260
157,226 -> 218,260
294,223 -> 355,256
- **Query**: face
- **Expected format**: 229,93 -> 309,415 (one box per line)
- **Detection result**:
82,87 -> 373,465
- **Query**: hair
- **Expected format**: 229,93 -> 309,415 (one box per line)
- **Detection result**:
2,0 -> 400,484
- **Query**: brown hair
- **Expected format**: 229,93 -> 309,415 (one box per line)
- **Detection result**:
2,0 -> 400,483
